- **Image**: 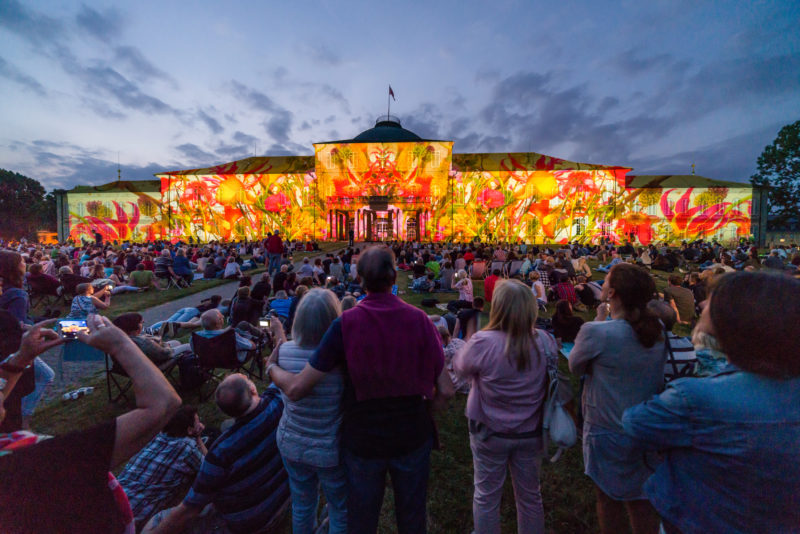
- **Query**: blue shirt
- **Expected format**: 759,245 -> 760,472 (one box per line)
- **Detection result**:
623,366 -> 800,533
185,387 -> 288,534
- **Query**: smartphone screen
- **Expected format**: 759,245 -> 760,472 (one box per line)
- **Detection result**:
259,319 -> 271,328
59,320 -> 90,339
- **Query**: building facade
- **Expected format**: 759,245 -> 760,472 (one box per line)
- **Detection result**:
58,118 -> 765,246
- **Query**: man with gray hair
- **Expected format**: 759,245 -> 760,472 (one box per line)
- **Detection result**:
144,375 -> 289,533
192,309 -> 255,362
268,245 -> 453,533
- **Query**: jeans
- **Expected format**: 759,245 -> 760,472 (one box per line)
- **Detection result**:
469,433 -> 544,534
283,459 -> 348,534
343,438 -> 432,534
268,252 -> 281,275
149,307 -> 199,331
21,357 -> 55,417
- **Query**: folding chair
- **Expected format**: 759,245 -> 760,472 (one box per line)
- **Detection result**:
489,261 -> 505,278
27,278 -> 61,309
59,273 -> 92,307
156,272 -> 187,290
191,330 -> 263,400
106,354 -> 178,403
470,260 -> 486,279
507,260 -> 524,278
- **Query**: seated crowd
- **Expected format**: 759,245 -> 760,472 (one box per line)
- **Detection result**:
0,234 -> 798,534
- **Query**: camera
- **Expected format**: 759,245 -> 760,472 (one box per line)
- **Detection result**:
58,320 -> 90,339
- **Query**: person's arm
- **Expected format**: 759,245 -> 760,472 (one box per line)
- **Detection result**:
567,321 -> 600,376
90,291 -> 111,309
0,319 -> 64,397
144,502 -> 201,534
452,318 -> 462,340
431,352 -> 454,412
268,318 -> 343,401
77,314 -> 181,468
622,384 -> 693,450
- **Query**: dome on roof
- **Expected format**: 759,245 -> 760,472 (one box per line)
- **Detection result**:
351,116 -> 422,142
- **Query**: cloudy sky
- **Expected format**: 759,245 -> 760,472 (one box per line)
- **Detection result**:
1,0 -> 798,191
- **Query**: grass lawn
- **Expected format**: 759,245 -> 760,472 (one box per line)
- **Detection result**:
33,254 -> 685,533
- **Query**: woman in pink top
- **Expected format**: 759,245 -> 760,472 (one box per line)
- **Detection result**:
454,279 -> 557,534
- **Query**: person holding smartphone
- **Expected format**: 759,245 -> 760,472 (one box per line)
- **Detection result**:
66,282 -> 111,319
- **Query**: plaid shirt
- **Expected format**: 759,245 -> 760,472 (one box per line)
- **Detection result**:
538,269 -> 551,289
117,433 -> 203,524
554,281 -> 579,304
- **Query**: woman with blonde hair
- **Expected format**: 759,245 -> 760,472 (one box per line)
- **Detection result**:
454,279 -> 558,534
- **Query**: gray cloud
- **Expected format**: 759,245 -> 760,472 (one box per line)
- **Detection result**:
0,0 -> 64,47
233,131 -> 258,146
113,46 -> 175,85
215,143 -> 250,158
175,143 -> 216,163
197,109 -> 224,134
0,56 -> 46,96
78,65 -> 177,115
75,5 -> 123,43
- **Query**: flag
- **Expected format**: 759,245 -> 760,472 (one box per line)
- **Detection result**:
389,85 -> 395,101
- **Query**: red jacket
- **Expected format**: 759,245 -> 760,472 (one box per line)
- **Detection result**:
266,235 -> 283,254
484,274 -> 499,303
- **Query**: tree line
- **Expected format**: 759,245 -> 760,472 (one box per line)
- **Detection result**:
0,168 -> 57,240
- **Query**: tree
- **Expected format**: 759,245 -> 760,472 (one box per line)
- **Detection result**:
750,120 -> 800,227
0,169 -> 54,239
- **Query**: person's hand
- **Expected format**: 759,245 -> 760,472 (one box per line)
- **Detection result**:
266,340 -> 283,367
76,314 -> 131,355
595,302 -> 610,322
269,315 -> 285,342
16,319 -> 64,365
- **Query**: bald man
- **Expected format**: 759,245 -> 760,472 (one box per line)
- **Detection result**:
191,309 -> 255,362
145,376 -> 288,534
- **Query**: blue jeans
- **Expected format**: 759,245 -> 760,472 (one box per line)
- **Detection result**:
149,307 -> 199,331
268,253 -> 281,275
21,357 -> 55,417
343,438 -> 432,534
283,459 -> 347,534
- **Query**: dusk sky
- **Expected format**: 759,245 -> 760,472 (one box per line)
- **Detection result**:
1,0 -> 798,191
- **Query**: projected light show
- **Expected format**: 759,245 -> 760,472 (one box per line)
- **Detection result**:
62,118 -> 757,245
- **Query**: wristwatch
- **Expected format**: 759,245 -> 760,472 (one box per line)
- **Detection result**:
266,363 -> 277,378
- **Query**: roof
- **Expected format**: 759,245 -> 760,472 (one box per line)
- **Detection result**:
318,117 -> 445,144
452,152 -> 631,172
65,180 -> 161,194
157,155 -> 315,176
626,175 -> 753,189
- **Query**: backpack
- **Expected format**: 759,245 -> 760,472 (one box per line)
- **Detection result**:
541,334 -> 577,462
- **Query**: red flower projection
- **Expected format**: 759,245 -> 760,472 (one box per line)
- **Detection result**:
477,188 -> 505,209
616,212 -> 658,245
556,171 -> 599,198
263,192 -> 290,212
659,188 -> 751,239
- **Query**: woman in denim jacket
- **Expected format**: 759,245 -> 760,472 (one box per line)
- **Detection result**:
623,272 -> 800,534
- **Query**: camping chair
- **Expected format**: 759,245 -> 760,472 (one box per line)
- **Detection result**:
470,260 -> 486,279
489,261 -> 505,278
506,260 -> 524,278
190,330 -> 263,400
58,273 -> 92,306
27,277 -> 61,309
106,353 -> 178,403
156,271 -> 188,290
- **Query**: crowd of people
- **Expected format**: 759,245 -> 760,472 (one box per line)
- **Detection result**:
0,233 -> 798,533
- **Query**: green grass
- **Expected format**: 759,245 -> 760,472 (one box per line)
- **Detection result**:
33,254 -> 692,533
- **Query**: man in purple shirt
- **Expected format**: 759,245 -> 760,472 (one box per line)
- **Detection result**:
268,246 -> 454,534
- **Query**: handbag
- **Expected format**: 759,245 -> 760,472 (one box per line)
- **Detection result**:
541,334 -> 577,462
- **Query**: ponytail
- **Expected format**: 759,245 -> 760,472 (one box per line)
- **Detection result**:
607,263 -> 663,348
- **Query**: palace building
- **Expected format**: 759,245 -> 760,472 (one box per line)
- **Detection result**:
56,117 -> 768,246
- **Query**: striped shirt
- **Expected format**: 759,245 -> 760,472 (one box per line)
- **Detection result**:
185,387 -> 289,533
117,433 -> 203,525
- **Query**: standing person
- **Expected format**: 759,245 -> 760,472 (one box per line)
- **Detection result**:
0,251 -> 56,429
568,263 -> 665,534
267,230 -> 284,275
268,246 -> 454,534
453,279 -> 557,534
270,289 -> 347,534
623,272 -> 800,533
